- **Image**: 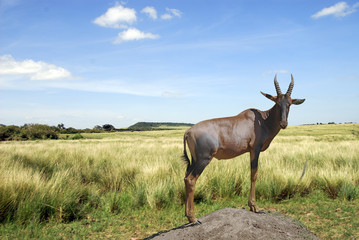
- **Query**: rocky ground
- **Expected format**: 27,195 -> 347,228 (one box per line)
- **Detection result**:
143,208 -> 320,240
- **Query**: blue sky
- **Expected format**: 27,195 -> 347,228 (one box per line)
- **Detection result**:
1,0 -> 358,128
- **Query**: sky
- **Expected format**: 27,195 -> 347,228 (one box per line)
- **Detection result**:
0,0 -> 358,128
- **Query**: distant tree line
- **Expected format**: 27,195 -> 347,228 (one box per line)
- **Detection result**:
0,124 -> 59,141
127,122 -> 193,131
303,122 -> 356,125
0,122 -> 194,141
0,123 -> 117,141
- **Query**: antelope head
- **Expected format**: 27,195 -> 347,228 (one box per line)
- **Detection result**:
261,74 -> 305,129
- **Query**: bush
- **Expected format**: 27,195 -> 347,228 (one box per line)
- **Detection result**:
0,124 -> 60,141
0,125 -> 21,140
64,127 -> 78,134
70,134 -> 84,140
20,124 -> 59,140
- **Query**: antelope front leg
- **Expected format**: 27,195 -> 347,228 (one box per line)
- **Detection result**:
248,148 -> 264,213
248,168 -> 259,212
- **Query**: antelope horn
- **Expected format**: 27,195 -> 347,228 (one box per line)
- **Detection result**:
286,74 -> 294,96
274,74 -> 282,96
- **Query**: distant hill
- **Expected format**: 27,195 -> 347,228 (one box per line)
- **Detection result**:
127,122 -> 193,131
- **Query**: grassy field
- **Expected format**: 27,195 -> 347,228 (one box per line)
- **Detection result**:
0,124 -> 358,239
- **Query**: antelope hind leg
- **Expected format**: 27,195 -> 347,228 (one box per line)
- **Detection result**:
184,158 -> 212,224
184,174 -> 198,223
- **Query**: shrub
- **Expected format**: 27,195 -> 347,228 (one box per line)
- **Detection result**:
21,124 -> 58,140
70,134 -> 84,140
0,125 -> 21,140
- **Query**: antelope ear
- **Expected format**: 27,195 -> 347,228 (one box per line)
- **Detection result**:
261,91 -> 277,102
292,98 -> 305,105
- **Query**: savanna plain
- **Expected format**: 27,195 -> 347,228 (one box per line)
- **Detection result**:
0,124 -> 358,239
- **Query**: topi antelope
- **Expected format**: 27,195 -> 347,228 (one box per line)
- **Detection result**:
182,74 -> 305,224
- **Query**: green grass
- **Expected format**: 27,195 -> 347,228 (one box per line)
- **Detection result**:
0,124 -> 358,239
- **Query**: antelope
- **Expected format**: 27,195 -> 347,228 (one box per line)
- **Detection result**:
182,74 -> 305,224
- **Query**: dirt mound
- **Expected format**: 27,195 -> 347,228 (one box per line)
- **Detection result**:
144,208 -> 320,240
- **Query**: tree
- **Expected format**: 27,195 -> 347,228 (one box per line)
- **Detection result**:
102,124 -> 115,132
94,125 -> 103,130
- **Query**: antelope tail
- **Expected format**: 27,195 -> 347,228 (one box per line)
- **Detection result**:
181,133 -> 191,166
181,133 -> 193,177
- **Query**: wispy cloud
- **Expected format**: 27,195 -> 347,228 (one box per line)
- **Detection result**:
311,1 -> 359,19
93,3 -> 136,28
167,8 -> 182,17
161,8 -> 182,20
141,6 -> 157,20
114,28 -> 160,44
161,91 -> 182,97
0,55 -> 181,97
0,75 -> 182,97
0,55 -> 72,80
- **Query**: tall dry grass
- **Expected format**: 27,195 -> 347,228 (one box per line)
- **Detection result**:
0,124 -> 358,224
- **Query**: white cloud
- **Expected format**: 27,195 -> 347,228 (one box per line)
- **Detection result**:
93,3 -> 137,28
141,6 -> 157,20
167,8 -> 182,17
0,55 -> 72,80
93,4 -> 181,43
161,8 -> 182,20
161,13 -> 173,20
311,1 -> 359,19
114,28 -> 160,44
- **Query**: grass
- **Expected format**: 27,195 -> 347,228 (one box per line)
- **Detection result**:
0,123 -> 358,239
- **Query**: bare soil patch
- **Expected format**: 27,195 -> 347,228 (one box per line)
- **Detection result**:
144,208 -> 320,240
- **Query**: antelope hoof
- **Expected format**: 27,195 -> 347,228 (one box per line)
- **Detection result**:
194,220 -> 202,225
187,216 -> 198,224
249,205 -> 257,212
249,205 -> 264,214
